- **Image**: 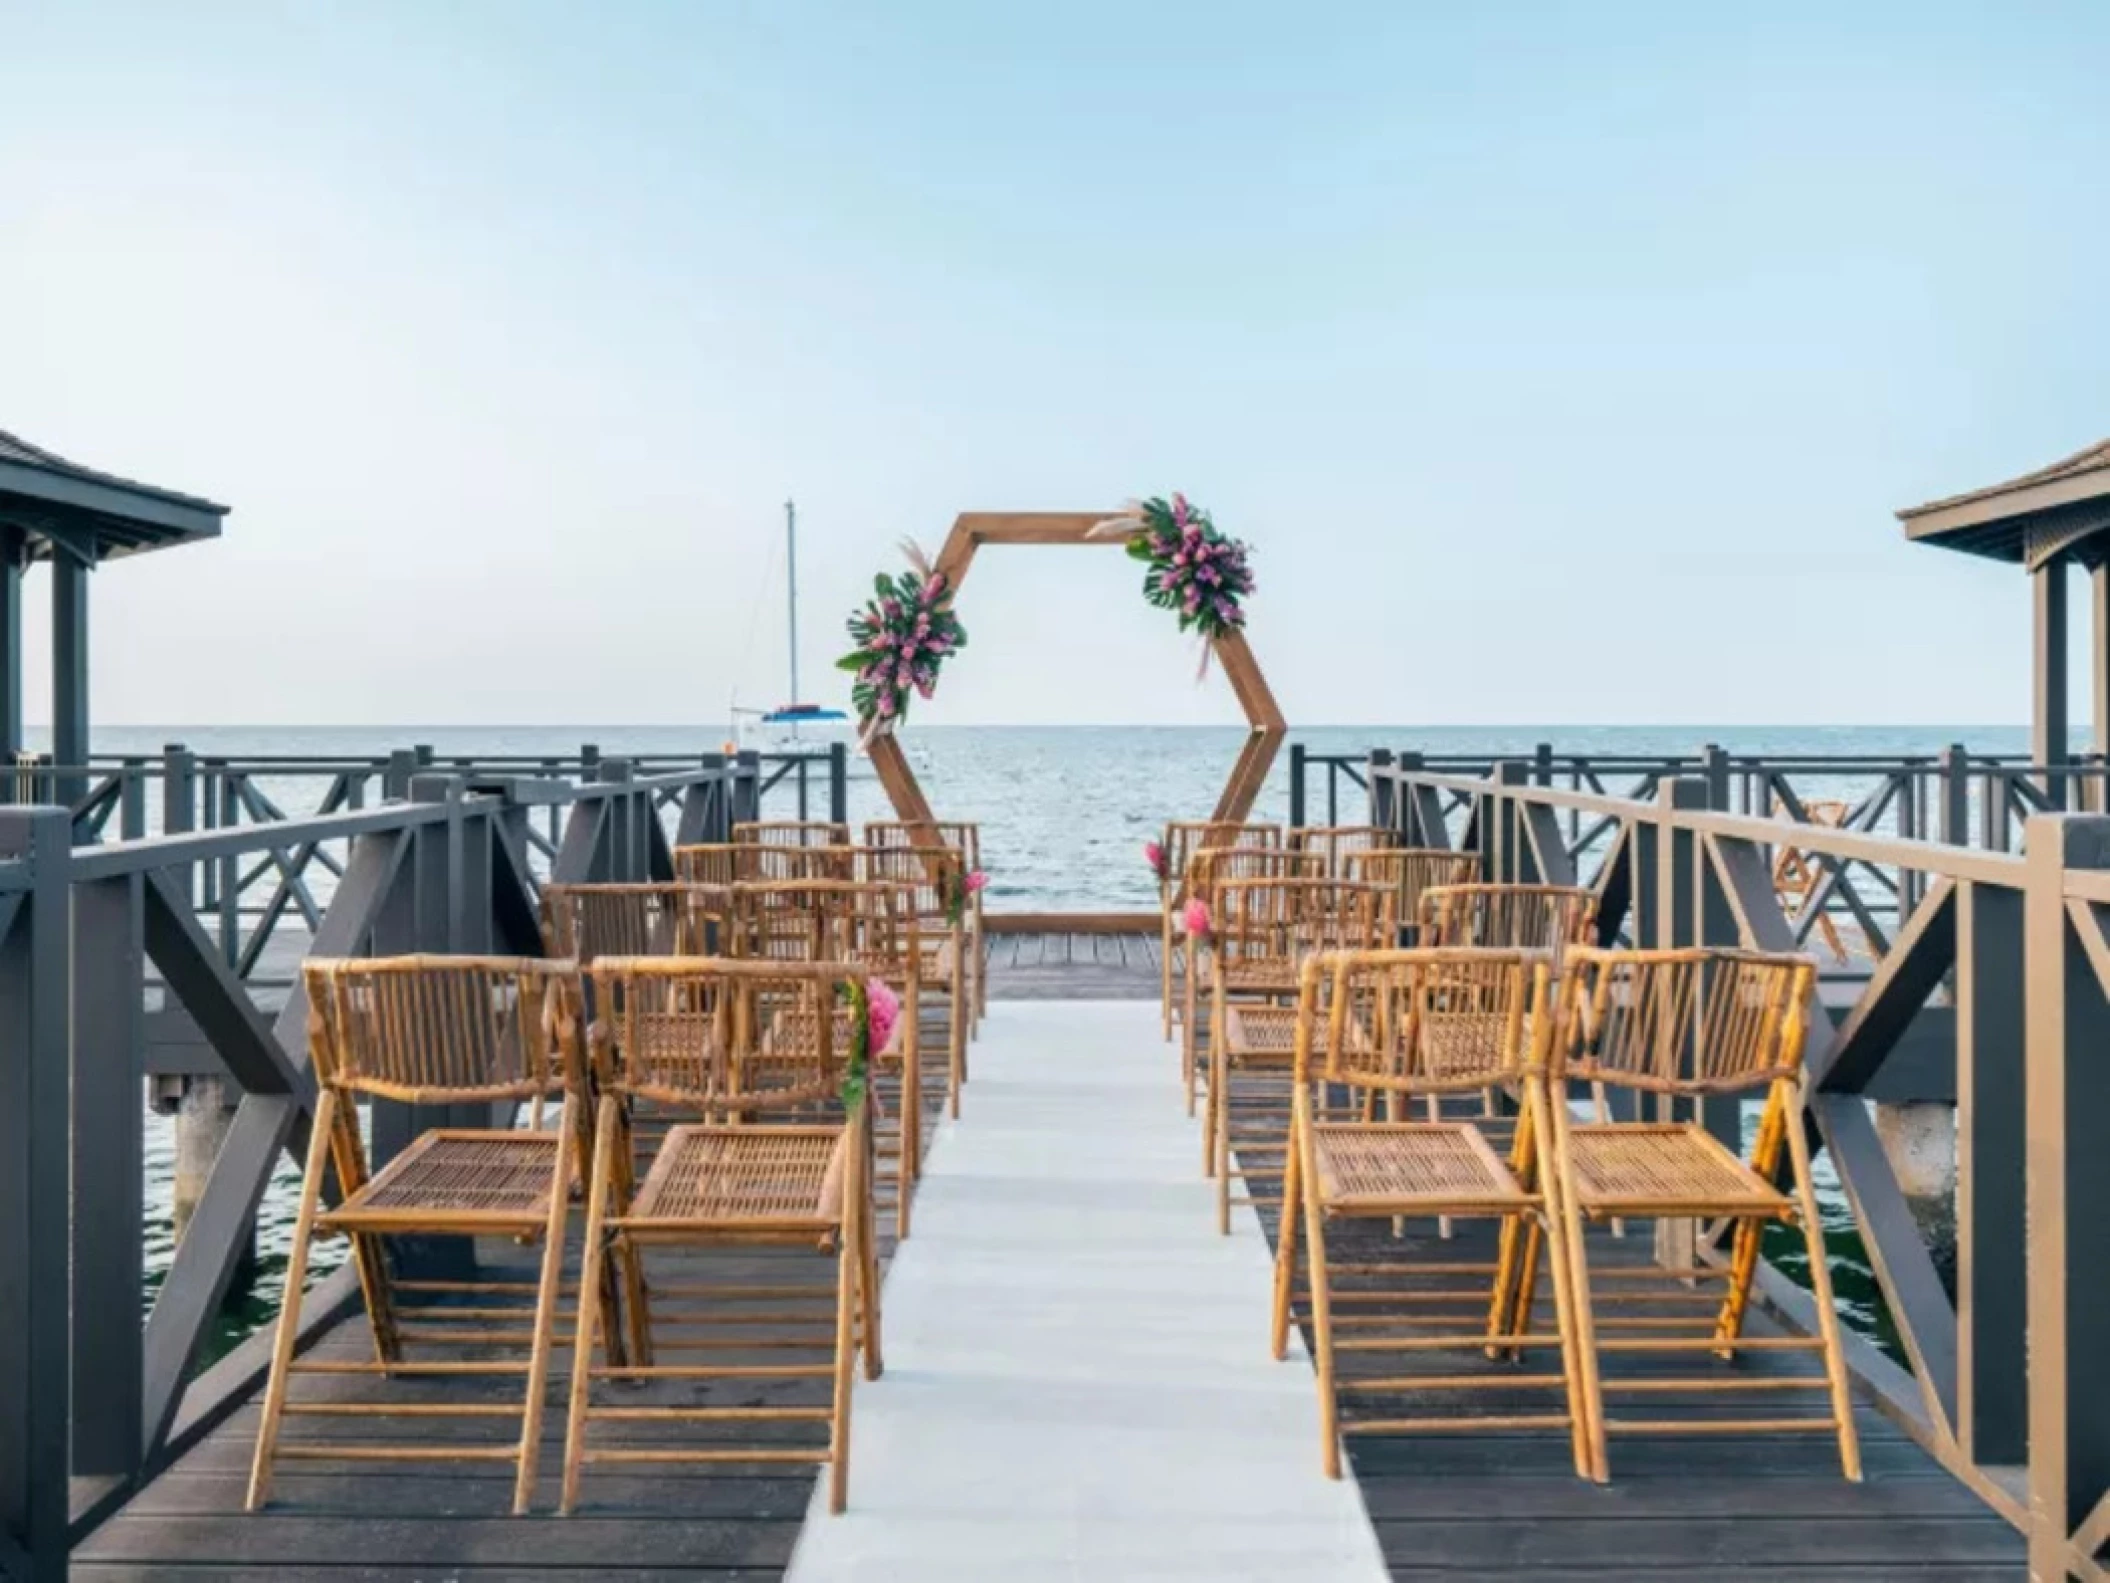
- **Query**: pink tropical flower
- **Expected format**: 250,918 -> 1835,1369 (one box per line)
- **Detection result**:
866,976 -> 901,1055
964,870 -> 988,894
1144,840 -> 1168,881
1178,898 -> 1211,939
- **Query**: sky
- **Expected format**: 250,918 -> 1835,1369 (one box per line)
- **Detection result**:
2,0 -> 2106,729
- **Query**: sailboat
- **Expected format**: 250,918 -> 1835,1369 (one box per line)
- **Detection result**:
731,500 -> 850,753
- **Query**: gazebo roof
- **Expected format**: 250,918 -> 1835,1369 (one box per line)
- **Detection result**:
1898,438 -> 2110,568
0,427 -> 228,562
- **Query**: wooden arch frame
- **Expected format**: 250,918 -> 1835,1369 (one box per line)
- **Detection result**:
866,512 -> 1288,848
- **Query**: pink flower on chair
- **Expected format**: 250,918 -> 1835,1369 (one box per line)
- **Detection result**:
865,976 -> 902,1056
1178,898 -> 1211,940
964,870 -> 988,895
1144,840 -> 1169,883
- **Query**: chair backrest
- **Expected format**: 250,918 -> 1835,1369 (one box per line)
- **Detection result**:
304,955 -> 581,1106
1290,825 -> 1399,875
865,820 -> 981,870
1551,946 -> 1815,1096
1189,845 -> 1323,901
1211,877 -> 1394,967
851,844 -> 963,920
586,956 -> 856,1112
1343,848 -> 1481,932
542,882 -> 724,963
1293,948 -> 1543,1095
1421,883 -> 1599,961
1164,820 -> 1282,899
734,843 -> 856,883
732,820 -> 850,849
672,843 -> 738,886
726,879 -> 860,961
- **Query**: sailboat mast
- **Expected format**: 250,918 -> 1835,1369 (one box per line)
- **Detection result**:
785,498 -> 800,720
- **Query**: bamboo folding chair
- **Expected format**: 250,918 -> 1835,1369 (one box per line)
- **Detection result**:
732,819 -> 852,848
766,879 -> 928,1236
1342,848 -> 1480,944
1543,947 -> 1859,1483
1179,846 -> 1324,1115
865,820 -> 989,1025
1203,877 -> 1393,1225
1772,800 -> 1852,963
1157,819 -> 1283,1042
248,956 -> 588,1516
561,958 -> 880,1515
853,845 -> 971,1118
1289,824 -> 1400,876
543,881 -> 726,962
1269,949 -> 1590,1480
672,843 -> 738,886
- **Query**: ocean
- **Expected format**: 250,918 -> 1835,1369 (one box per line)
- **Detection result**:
86,722 -> 1989,1361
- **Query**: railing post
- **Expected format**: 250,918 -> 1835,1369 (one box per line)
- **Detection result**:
1700,743 -> 1730,812
1495,761 -> 1531,882
1395,751 -> 1425,846
2021,813 -> 2110,1578
71,869 -> 146,1479
599,758 -> 636,881
828,742 -> 849,827
697,752 -> 730,844
0,807 -> 73,1580
216,765 -> 239,968
1653,776 -> 1708,1268
382,748 -> 417,801
119,756 -> 147,840
1367,748 -> 1395,832
1288,742 -> 1307,830
1938,743 -> 1971,848
579,742 -> 600,776
394,775 -> 479,1280
1533,741 -> 1554,788
733,750 -> 762,828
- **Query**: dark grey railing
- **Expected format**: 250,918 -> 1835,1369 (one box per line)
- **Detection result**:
0,757 -> 804,1579
1366,755 -> 2109,1582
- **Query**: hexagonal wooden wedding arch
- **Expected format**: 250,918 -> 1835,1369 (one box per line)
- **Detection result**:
865,512 -> 1288,853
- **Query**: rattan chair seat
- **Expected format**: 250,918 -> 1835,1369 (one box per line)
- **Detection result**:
321,1131 -> 564,1227
1223,1005 -> 1373,1061
1312,1121 -> 1527,1213
626,1123 -> 848,1225
767,1007 -> 907,1064
1564,1123 -> 1786,1214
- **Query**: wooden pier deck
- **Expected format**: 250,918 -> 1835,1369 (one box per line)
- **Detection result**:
78,936 -> 2023,1580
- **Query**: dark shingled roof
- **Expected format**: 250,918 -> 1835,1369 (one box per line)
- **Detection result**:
0,426 -> 227,561
1898,437 -> 2110,565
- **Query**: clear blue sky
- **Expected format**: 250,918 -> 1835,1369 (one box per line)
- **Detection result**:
2,0 -> 2104,727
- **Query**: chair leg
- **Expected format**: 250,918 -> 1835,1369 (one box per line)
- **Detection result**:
1214,1052 -> 1234,1234
1786,1103 -> 1863,1482
561,1099 -> 621,1516
1183,947 -> 1201,1116
1536,1201 -> 1595,1482
246,1088 -> 337,1512
1302,1170 -> 1342,1478
1270,1115 -> 1303,1361
858,1178 -> 884,1382
512,1130 -> 574,1515
1161,906 -> 1175,1042
1549,1128 -> 1609,1484
827,1229 -> 859,1513
947,974 -> 964,1120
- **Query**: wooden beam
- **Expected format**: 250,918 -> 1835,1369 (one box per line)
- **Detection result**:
984,911 -> 1157,935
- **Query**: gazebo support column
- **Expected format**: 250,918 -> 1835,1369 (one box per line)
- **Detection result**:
2092,564 -> 2110,812
0,530 -> 21,770
2032,557 -> 2068,808
52,547 -> 90,810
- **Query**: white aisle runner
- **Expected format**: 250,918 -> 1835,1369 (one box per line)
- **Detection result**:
785,999 -> 1389,1583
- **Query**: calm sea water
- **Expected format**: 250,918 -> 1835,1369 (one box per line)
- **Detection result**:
89,722 -> 1992,1360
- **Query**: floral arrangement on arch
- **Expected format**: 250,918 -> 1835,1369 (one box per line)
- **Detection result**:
838,541 -> 967,745
1090,494 -> 1255,661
